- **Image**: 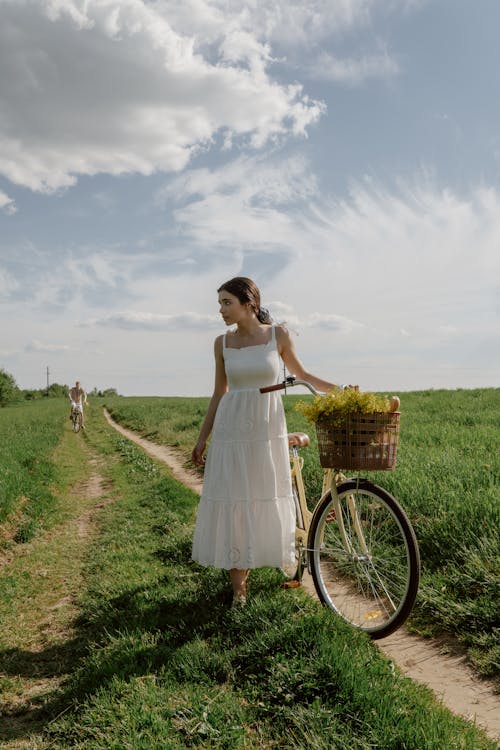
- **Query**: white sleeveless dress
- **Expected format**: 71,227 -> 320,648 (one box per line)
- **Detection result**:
192,326 -> 295,570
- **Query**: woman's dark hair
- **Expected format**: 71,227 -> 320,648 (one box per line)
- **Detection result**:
218,277 -> 272,324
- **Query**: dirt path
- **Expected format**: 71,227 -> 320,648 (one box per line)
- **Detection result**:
104,408 -> 500,742
103,408 -> 203,493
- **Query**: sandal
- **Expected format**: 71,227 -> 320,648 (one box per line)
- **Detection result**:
231,592 -> 247,609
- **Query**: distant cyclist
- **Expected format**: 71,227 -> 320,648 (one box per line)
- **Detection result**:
68,380 -> 88,429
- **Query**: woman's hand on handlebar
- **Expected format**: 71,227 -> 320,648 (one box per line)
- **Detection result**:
260,380 -> 360,395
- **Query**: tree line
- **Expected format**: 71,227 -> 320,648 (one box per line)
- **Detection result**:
0,368 -> 119,407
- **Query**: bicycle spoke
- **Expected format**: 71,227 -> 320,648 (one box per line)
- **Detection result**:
309,480 -> 419,638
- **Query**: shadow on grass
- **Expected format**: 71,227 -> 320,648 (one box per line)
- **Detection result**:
2,527 -> 494,749
0,545 -> 288,745
0,633 -> 87,741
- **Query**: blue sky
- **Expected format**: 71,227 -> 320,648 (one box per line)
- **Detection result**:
1,0 -> 499,396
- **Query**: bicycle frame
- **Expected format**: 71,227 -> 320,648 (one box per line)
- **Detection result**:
294,461 -> 369,575
266,377 -> 373,574
289,444 -> 312,570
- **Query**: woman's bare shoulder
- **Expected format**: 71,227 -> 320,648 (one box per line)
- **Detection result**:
275,323 -> 293,342
214,333 -> 225,352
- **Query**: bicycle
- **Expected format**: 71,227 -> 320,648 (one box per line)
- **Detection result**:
70,405 -> 83,433
260,376 -> 420,639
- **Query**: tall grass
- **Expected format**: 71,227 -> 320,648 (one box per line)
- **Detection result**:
105,396 -> 210,449
104,389 -> 500,680
376,389 -> 499,678
0,398 -> 68,543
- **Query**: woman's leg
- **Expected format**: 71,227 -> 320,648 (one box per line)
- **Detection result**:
229,568 -> 248,599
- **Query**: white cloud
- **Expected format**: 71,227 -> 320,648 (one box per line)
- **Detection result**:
269,176 -> 500,367
160,155 -> 499,364
0,189 -> 17,214
153,0 -> 376,48
80,303 -> 366,336
163,154 -> 318,250
67,252 -> 122,288
25,339 -> 71,353
267,301 -> 299,328
165,153 -> 318,206
267,304 -> 366,334
307,50 -> 400,84
83,311 -> 221,331
0,267 -> 20,294
0,0 -> 422,195
0,0 -> 324,193
304,313 -> 365,332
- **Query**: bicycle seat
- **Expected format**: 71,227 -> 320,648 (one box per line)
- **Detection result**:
288,432 -> 310,448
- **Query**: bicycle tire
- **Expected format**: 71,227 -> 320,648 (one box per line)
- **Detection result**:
308,479 -> 420,638
72,412 -> 81,433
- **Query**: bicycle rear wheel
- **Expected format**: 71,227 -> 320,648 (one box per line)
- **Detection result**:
308,479 -> 419,638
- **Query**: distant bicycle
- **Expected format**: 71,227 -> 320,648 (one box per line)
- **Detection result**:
70,405 -> 83,433
261,376 -> 420,639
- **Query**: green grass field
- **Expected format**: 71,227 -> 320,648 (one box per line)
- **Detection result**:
0,399 -> 70,542
0,393 -> 498,749
103,388 -> 500,680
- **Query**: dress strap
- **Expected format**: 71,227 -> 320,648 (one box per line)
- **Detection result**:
223,334 -> 227,350
271,325 -> 276,344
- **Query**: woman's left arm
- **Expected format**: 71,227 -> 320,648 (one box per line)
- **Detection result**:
276,325 -> 342,393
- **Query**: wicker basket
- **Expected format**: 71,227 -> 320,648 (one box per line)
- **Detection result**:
315,411 -> 400,470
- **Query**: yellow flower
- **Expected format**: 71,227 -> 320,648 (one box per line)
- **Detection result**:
295,389 -> 393,425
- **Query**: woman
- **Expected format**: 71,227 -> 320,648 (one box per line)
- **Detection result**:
191,277 -> 339,607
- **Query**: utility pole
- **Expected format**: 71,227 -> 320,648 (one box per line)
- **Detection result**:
46,366 -> 50,397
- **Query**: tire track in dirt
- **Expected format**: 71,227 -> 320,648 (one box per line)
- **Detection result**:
104,408 -> 500,742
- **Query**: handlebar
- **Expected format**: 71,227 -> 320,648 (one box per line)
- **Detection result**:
260,376 -> 358,396
260,376 -> 321,396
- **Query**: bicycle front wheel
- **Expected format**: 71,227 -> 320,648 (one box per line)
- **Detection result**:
308,479 -> 419,638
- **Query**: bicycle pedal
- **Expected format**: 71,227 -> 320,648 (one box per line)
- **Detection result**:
282,580 -> 301,589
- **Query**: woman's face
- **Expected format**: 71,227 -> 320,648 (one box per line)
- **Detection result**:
218,290 -> 249,326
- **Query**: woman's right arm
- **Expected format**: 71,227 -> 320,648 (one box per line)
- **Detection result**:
191,336 -> 227,466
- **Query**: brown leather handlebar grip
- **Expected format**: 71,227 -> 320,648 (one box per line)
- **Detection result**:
260,383 -> 286,393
